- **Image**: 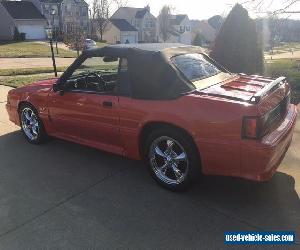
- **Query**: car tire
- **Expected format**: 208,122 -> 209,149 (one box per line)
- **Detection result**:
19,104 -> 47,144
144,127 -> 201,191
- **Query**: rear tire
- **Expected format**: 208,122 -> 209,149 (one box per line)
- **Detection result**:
19,104 -> 47,145
144,128 -> 201,191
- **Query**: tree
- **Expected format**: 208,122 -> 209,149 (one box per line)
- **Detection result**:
210,4 -> 264,74
193,32 -> 206,46
113,0 -> 128,8
242,0 -> 300,14
92,0 -> 110,41
158,5 -> 172,42
208,15 -> 223,30
64,18 -> 86,57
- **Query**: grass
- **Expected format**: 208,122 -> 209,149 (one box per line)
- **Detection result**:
0,74 -> 57,88
265,59 -> 300,104
0,67 -> 68,76
0,41 -> 77,58
0,64 -> 117,88
96,42 -> 107,48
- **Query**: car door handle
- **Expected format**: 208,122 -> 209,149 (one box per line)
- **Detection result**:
102,101 -> 113,108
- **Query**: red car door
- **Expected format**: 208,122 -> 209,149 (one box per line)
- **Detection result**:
47,56 -> 124,155
76,93 -> 122,154
48,90 -> 85,141
48,90 -> 123,155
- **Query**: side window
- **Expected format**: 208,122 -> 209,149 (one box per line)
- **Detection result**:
66,57 -> 120,93
71,57 -> 119,78
120,58 -> 128,72
118,58 -> 131,96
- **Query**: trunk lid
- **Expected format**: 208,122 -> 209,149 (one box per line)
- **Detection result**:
199,74 -> 289,108
198,73 -> 291,137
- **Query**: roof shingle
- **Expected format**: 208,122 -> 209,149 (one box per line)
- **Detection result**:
170,15 -> 188,25
111,19 -> 138,32
2,1 -> 45,20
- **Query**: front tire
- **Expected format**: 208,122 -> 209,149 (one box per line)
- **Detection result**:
19,104 -> 47,144
144,128 -> 200,191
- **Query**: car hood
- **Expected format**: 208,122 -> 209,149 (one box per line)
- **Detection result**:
14,78 -> 58,93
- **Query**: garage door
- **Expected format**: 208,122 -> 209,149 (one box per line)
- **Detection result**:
17,25 -> 46,40
120,35 -> 136,44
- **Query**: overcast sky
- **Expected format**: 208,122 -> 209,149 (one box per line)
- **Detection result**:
87,0 -> 300,20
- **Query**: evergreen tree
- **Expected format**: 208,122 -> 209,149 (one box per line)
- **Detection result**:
210,4 -> 264,74
193,32 -> 206,46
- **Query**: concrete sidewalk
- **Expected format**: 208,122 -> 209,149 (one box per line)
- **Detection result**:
0,85 -> 299,249
0,58 -> 75,69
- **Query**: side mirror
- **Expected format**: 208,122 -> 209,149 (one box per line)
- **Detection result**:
53,83 -> 60,92
53,83 -> 65,96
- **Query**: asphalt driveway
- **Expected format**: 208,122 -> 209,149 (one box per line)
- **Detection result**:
0,86 -> 299,249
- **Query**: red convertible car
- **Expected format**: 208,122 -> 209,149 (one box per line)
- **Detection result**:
6,44 -> 298,191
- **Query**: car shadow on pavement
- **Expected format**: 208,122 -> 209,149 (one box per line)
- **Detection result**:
0,130 -> 299,248
188,172 -> 300,239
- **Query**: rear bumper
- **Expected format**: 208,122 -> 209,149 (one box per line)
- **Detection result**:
240,104 -> 297,181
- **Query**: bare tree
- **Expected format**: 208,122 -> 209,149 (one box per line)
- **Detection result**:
92,0 -> 110,41
113,0 -> 128,8
64,17 -> 86,56
240,0 -> 300,14
158,5 -> 172,42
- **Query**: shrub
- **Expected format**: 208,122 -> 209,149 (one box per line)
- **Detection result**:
210,4 -> 264,74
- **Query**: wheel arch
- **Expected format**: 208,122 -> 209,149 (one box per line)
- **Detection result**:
138,121 -> 201,164
17,101 -> 35,114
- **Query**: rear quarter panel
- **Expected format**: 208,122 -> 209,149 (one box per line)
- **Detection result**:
119,94 -> 257,177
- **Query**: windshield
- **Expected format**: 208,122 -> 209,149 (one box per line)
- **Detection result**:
171,54 -> 223,82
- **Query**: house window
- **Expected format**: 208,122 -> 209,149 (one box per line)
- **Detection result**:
82,9 -> 87,16
180,26 -> 184,32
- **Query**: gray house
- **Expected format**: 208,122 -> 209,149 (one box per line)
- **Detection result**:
0,1 -> 47,40
103,19 -> 138,44
26,0 -> 89,34
111,6 -> 157,43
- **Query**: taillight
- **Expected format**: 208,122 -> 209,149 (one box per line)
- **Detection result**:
242,95 -> 289,139
242,116 -> 262,139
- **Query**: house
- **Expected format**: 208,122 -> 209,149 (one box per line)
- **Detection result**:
111,6 -> 157,43
0,1 -> 47,40
103,19 -> 138,44
165,14 -> 192,45
191,16 -> 224,45
26,0 -> 89,35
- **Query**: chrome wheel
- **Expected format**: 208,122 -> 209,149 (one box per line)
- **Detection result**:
21,107 -> 39,141
149,136 -> 189,185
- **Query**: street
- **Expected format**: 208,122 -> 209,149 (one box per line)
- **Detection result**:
0,85 -> 299,249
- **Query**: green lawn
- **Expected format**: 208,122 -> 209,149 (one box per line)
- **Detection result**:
0,74 -> 58,88
96,42 -> 107,48
265,59 -> 300,104
0,41 -> 77,58
0,67 -> 68,76
0,64 -> 116,88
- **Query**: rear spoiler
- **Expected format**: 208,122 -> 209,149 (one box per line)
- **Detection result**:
249,76 -> 286,104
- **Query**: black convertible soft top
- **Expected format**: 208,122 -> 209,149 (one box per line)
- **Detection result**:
60,43 -> 205,100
